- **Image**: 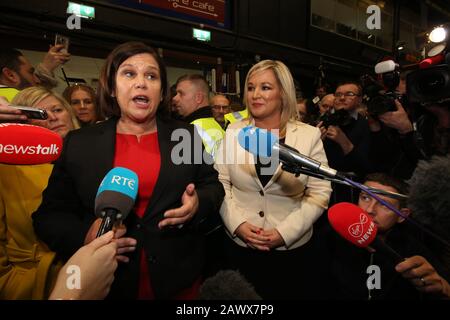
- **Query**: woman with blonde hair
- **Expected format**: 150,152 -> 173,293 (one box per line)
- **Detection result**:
215,60 -> 332,299
0,86 -> 79,299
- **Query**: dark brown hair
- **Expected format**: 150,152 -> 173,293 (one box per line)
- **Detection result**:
364,173 -> 409,208
62,83 -> 105,123
98,42 -> 169,118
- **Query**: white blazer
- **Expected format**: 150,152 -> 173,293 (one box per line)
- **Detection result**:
215,119 -> 332,250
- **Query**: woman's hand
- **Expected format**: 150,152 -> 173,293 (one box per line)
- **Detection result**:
235,222 -> 270,251
49,231 -> 118,300
260,228 -> 285,249
159,183 -> 199,229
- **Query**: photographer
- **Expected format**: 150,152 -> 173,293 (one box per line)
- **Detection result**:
368,70 -> 449,179
318,82 -> 372,177
368,98 -> 421,180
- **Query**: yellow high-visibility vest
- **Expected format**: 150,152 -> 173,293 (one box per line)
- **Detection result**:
0,87 -> 20,102
224,108 -> 249,126
191,117 -> 225,158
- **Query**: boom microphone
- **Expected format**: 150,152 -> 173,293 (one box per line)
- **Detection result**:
198,270 -> 262,300
95,167 -> 139,237
328,202 -> 404,263
0,123 -> 62,165
238,126 -> 341,179
408,156 -> 450,245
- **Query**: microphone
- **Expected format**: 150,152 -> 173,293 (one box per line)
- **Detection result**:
328,202 -> 404,263
0,123 -> 62,165
408,156 -> 450,247
374,60 -> 419,74
237,126 -> 341,179
198,270 -> 262,300
95,167 -> 139,237
375,60 -> 398,74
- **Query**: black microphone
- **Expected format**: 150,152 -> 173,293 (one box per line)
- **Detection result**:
237,126 -> 343,179
95,167 -> 139,237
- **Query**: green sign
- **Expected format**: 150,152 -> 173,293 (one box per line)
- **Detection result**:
192,28 -> 211,42
67,2 -> 95,19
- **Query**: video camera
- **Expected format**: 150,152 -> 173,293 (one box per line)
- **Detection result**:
408,24 -> 450,105
407,60 -> 450,105
368,24 -> 450,108
375,24 -> 450,105
360,70 -> 401,118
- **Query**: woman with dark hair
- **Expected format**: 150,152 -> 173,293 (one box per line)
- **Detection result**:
32,42 -> 224,299
63,83 -> 105,126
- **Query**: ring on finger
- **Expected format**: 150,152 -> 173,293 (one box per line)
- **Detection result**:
420,277 -> 427,286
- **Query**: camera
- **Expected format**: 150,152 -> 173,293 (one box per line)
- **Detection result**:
318,109 -> 352,128
405,24 -> 450,105
360,73 -> 399,117
407,62 -> 450,105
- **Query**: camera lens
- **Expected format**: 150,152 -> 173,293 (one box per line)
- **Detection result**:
417,73 -> 447,95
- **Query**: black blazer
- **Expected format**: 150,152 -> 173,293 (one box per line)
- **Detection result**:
32,116 -> 225,299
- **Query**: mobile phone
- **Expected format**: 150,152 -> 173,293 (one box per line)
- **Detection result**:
11,106 -> 48,120
55,34 -> 70,54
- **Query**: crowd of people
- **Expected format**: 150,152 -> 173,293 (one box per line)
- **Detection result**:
0,41 -> 449,300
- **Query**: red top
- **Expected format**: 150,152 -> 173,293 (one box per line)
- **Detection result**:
113,132 -> 201,299
114,132 -> 160,299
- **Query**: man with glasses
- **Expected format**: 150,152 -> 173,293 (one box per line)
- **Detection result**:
318,82 -> 372,185
210,94 -> 231,129
316,82 -> 372,208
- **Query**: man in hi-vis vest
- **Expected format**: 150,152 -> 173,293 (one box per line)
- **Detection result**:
173,74 -> 224,158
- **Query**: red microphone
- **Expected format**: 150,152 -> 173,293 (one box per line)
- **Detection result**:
328,202 -> 404,263
328,202 -> 377,248
0,123 -> 62,165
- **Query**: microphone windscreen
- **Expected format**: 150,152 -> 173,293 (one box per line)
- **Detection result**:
408,156 -> 450,240
375,60 -> 397,74
0,123 -> 62,165
237,126 -> 277,158
328,202 -> 378,248
198,270 -> 262,300
95,167 -> 139,219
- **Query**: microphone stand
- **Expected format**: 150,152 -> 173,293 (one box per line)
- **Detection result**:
280,163 -> 408,200
281,162 -> 450,249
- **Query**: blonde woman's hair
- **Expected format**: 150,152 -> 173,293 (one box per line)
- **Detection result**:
12,86 -> 80,130
243,60 -> 298,137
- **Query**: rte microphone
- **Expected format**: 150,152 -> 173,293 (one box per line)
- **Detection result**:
238,126 -> 341,179
0,123 -> 62,165
328,202 -> 404,263
95,167 -> 139,237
